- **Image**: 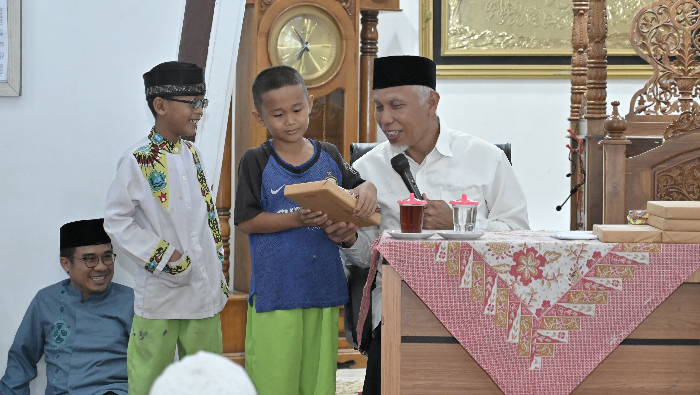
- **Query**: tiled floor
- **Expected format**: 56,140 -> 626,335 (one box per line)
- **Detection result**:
335,368 -> 365,395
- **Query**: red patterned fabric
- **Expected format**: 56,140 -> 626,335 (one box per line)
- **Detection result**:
371,230 -> 700,395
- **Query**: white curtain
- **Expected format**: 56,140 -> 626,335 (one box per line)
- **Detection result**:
195,0 -> 245,198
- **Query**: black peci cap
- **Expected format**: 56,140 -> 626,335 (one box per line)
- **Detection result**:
373,56 -> 436,90
60,219 -> 111,250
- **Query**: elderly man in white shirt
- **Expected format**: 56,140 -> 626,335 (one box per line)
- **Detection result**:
324,55 -> 529,395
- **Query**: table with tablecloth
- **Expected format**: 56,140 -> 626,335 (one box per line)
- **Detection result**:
363,230 -> 700,395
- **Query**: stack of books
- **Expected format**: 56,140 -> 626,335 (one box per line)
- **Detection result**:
647,201 -> 700,243
593,201 -> 700,243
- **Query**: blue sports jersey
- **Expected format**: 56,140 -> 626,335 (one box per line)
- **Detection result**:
234,139 -> 364,312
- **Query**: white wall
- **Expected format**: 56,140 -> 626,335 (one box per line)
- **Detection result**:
376,3 -> 647,231
0,1 -> 185,391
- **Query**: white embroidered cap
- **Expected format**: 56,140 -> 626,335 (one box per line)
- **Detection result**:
149,351 -> 257,395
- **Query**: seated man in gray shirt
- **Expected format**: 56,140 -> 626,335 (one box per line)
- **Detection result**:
1,219 -> 134,395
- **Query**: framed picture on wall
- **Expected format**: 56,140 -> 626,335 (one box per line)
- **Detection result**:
419,0 -> 654,79
0,0 -> 20,96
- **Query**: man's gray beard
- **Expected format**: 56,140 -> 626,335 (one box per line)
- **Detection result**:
389,144 -> 409,154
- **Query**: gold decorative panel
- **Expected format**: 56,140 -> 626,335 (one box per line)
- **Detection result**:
419,0 -> 656,78
442,0 -> 653,56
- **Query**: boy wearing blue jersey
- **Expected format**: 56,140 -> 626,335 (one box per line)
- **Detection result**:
234,65 -> 377,395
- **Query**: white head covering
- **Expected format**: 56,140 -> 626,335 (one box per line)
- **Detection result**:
149,351 -> 257,395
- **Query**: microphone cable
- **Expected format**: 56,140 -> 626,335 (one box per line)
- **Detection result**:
556,149 -> 586,212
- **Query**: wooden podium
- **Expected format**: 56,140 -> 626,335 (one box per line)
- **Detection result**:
382,264 -> 700,395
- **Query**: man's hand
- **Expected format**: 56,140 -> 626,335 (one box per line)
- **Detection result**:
169,250 -> 183,262
422,193 -> 453,230
350,182 -> 379,218
323,221 -> 358,246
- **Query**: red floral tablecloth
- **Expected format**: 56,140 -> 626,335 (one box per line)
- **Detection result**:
364,230 -> 700,395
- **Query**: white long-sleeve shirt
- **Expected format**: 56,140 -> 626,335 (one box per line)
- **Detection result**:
105,129 -> 228,320
342,119 -> 530,329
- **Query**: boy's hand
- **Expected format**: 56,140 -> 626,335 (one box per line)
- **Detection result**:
298,209 -> 328,227
350,182 -> 379,218
169,250 -> 183,262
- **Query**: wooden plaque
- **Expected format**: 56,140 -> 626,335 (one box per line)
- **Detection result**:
284,180 -> 381,227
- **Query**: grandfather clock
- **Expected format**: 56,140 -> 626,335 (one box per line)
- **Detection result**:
251,0 -> 360,160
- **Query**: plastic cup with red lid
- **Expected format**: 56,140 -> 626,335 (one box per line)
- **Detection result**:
397,193 -> 427,233
449,194 -> 479,232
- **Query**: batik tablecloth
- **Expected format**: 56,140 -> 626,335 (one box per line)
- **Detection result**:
363,230 -> 700,395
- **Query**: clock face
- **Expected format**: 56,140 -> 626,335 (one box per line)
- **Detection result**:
269,5 -> 344,87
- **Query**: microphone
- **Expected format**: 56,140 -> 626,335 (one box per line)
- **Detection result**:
391,154 -> 422,198
556,186 -> 580,211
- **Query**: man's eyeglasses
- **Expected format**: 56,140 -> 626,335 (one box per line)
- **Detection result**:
164,98 -> 209,109
73,253 -> 116,269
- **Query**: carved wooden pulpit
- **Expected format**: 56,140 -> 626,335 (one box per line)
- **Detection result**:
569,0 -> 700,230
600,0 -> 700,226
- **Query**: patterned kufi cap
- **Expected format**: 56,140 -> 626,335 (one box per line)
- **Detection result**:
143,61 -> 206,100
60,218 -> 111,250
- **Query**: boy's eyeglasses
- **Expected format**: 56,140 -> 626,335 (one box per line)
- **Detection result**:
164,98 -> 209,109
73,253 -> 116,269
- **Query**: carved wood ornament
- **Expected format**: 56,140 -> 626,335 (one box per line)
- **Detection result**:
656,157 -> 700,200
261,0 -> 355,17
585,0 -> 609,120
657,107 -> 700,200
570,0 -> 589,121
664,108 -> 700,138
337,0 -> 355,16
604,101 -> 628,137
630,0 -> 700,116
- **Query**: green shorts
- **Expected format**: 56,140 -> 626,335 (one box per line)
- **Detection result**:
245,297 -> 339,395
127,314 -> 223,395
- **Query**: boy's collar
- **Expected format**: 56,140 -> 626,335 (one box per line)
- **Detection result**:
149,128 -> 183,154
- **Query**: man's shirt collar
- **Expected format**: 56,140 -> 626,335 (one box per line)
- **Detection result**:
434,117 -> 453,158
